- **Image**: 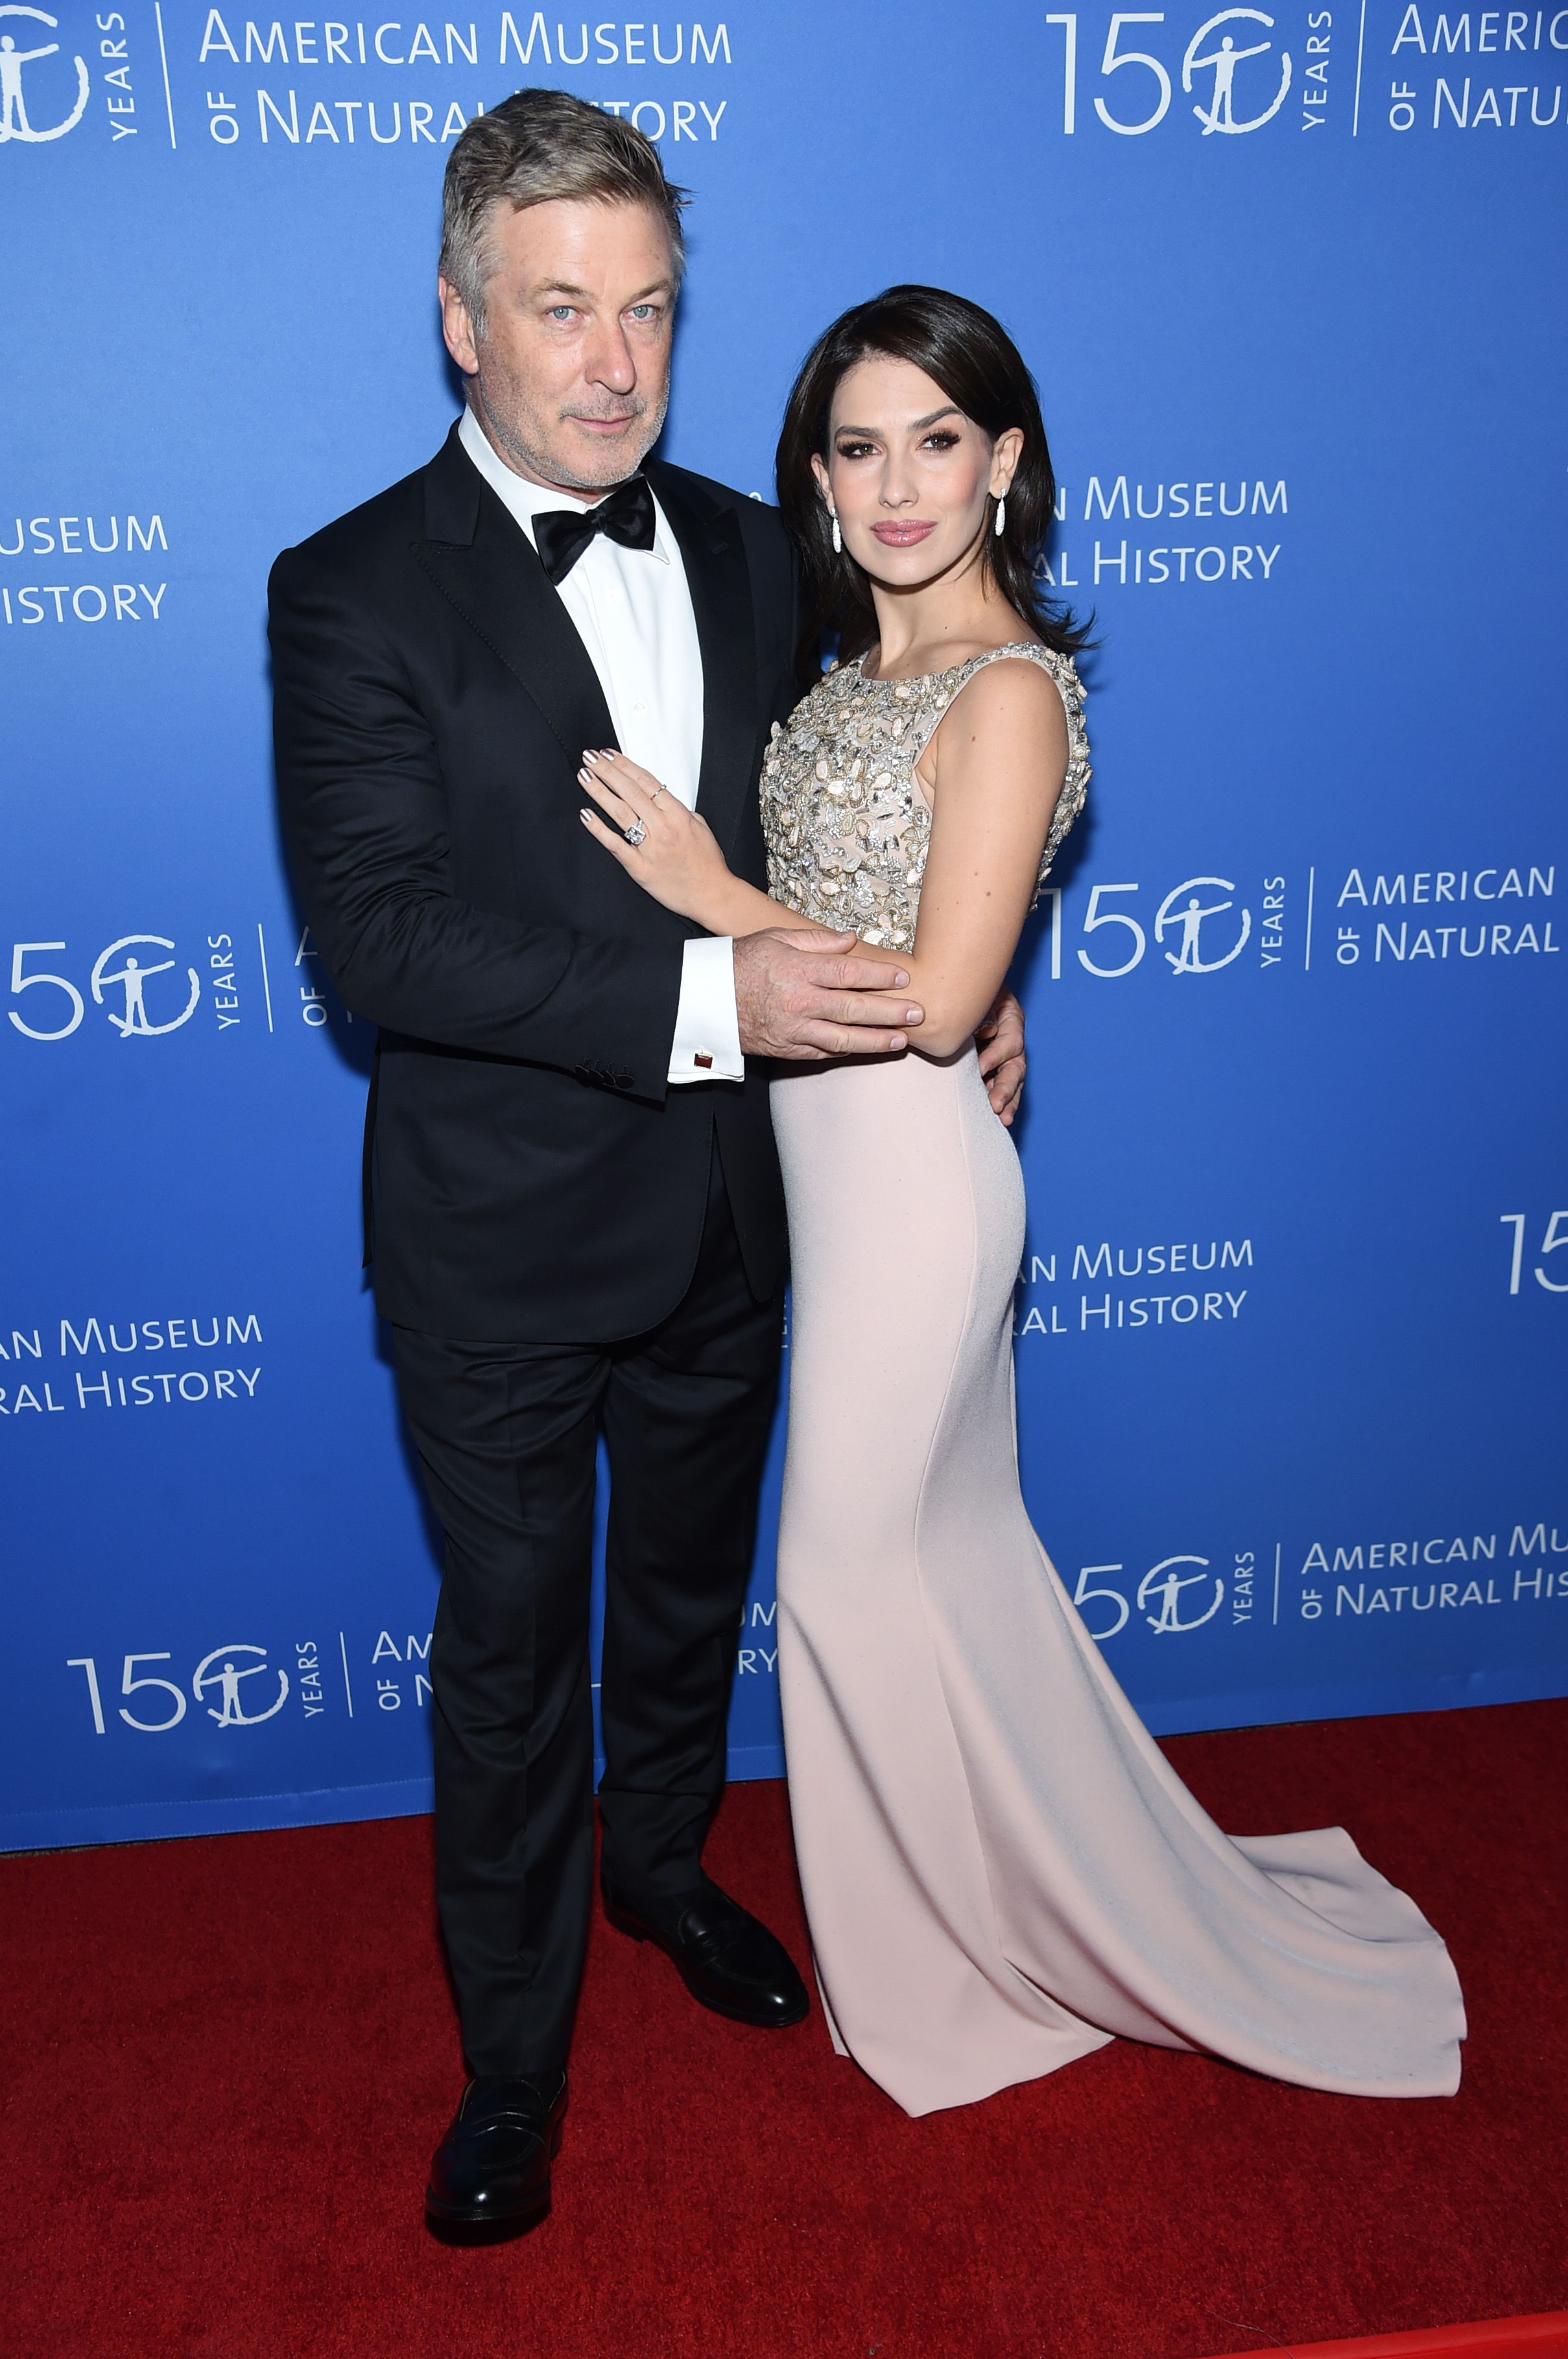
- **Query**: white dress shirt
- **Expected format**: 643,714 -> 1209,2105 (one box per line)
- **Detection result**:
458,407 -> 743,1085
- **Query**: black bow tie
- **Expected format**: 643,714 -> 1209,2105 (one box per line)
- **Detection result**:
534,476 -> 656,585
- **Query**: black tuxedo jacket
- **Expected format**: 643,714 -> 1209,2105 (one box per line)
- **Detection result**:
268,423 -> 796,1342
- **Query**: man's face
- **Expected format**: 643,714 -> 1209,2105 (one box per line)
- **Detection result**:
440,195 -> 676,495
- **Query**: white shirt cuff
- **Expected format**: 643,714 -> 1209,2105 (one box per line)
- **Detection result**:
668,934 -> 744,1084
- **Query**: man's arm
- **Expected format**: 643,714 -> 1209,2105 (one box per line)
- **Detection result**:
268,547 -> 681,1096
977,987 -> 1027,1126
732,929 -> 921,1061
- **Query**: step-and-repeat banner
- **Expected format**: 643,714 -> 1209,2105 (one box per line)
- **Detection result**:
4,1 -> 1565,1849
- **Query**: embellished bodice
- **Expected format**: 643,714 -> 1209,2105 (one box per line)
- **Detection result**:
760,642 -> 1089,951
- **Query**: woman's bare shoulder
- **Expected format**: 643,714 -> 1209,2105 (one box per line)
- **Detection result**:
938,647 -> 1070,762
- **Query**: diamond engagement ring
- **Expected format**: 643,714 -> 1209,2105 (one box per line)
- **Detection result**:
624,818 -> 647,847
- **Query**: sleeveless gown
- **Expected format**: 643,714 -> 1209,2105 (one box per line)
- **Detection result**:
761,644 -> 1466,2118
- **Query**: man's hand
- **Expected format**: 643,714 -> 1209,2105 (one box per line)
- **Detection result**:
734,927 -> 925,1061
977,987 -> 1027,1126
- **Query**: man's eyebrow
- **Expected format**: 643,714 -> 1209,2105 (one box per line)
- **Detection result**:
832,405 -> 964,437
532,278 -> 673,303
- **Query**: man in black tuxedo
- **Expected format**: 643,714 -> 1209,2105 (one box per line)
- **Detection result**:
270,89 -> 1024,2235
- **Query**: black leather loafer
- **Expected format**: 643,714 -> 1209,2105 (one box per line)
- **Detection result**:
425,2072 -> 567,2239
602,1874 -> 809,2029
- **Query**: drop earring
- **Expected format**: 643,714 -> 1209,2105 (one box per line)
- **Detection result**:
830,508 -> 842,555
994,493 -> 1007,538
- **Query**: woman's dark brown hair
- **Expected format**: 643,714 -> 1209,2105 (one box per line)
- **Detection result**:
775,283 -> 1089,682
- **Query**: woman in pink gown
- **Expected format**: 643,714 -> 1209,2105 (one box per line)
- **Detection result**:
579,285 -> 1465,2118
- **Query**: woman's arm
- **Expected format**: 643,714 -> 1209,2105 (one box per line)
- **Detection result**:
892,657 -> 1069,1059
577,752 -> 936,1063
576,750 -> 816,938
576,700 -> 1055,1089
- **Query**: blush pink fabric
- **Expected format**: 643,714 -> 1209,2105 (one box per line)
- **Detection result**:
770,1045 -> 1466,2118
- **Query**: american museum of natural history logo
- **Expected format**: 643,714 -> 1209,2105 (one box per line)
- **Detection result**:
0,5 -> 88,143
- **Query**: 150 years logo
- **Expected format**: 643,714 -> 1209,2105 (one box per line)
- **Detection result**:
1045,5 -> 1295,134
68,1644 -> 289,1732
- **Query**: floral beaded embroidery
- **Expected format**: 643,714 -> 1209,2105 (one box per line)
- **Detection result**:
761,643 -> 1089,950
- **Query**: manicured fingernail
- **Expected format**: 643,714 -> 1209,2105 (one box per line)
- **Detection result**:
905,1008 -> 921,1023
893,971 -> 909,986
583,750 -> 600,765
578,809 -> 593,824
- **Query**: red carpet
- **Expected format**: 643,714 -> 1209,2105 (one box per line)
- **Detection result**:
3,1701 -> 1565,2359
1204,2321 -> 1568,2357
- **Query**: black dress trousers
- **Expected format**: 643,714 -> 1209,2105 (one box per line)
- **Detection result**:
390,1146 -> 783,2082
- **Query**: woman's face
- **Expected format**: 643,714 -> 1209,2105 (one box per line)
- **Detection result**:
811,354 -> 1021,591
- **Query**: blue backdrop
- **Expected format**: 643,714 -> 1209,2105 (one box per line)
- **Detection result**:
3,0 -> 1565,1851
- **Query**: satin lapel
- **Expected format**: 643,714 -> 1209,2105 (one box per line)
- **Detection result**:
650,464 -> 758,859
413,456 -> 615,768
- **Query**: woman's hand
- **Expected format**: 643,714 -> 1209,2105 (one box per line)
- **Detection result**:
578,748 -> 735,928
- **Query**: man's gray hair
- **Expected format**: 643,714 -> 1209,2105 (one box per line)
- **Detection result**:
441,88 -> 689,331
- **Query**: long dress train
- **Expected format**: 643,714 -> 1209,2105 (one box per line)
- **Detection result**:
761,646 -> 1465,2117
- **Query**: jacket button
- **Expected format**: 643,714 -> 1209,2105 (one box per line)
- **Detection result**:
613,1071 -> 632,1090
